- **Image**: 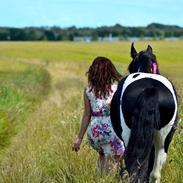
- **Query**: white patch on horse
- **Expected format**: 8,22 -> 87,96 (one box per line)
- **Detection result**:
119,106 -> 130,145
150,114 -> 177,183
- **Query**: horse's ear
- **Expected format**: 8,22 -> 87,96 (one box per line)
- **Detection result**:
131,42 -> 137,59
147,45 -> 153,53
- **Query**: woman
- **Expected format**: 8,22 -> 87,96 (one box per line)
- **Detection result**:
72,56 -> 125,175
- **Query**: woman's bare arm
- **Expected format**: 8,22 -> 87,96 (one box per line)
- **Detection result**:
72,89 -> 91,151
77,90 -> 91,139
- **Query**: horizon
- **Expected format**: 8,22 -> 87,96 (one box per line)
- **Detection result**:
0,22 -> 182,29
0,0 -> 183,28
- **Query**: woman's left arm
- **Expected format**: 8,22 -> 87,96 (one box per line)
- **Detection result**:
72,89 -> 91,152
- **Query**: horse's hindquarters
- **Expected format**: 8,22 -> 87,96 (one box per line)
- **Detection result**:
122,77 -> 176,129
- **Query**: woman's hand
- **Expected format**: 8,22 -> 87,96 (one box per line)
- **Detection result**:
72,137 -> 82,152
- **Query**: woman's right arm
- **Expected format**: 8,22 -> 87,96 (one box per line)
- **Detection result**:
72,89 -> 91,152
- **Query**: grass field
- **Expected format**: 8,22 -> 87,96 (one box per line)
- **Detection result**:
0,41 -> 182,183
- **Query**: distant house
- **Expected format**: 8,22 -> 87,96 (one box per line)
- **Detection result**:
98,37 -> 120,42
164,37 -> 179,41
73,37 -> 92,42
126,37 -> 141,42
126,37 -> 154,42
98,33 -> 120,42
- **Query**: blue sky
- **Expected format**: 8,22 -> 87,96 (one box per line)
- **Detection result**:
0,0 -> 183,28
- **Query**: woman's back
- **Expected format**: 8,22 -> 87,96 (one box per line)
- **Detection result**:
86,84 -> 117,117
86,83 -> 124,156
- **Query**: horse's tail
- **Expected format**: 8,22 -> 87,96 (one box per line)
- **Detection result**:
125,87 -> 160,181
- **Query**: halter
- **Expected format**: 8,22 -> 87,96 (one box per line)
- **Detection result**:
152,63 -> 157,74
137,66 -> 141,72
137,63 -> 157,74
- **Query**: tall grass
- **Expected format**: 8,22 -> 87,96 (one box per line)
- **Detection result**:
0,41 -> 182,182
0,60 -> 50,152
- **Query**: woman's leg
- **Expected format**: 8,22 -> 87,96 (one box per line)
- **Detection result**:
112,155 -> 122,174
113,155 -> 129,180
104,155 -> 111,175
98,153 -> 105,176
98,153 -> 112,176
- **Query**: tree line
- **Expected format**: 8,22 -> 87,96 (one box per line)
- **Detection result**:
0,23 -> 183,41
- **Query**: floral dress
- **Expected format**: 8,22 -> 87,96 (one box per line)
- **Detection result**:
86,84 -> 125,156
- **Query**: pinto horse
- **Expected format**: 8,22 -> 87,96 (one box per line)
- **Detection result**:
111,43 -> 178,183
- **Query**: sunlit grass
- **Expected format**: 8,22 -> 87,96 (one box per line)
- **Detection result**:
0,60 -> 50,153
0,41 -> 182,182
0,41 -> 183,64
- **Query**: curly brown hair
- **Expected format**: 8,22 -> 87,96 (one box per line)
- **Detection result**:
86,56 -> 122,98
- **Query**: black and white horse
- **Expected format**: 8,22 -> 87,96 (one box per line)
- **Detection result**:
111,43 -> 178,183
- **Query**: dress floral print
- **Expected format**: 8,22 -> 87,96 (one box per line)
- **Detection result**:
86,84 -> 125,156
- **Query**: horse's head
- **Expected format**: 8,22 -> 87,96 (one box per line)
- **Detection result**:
128,43 -> 159,74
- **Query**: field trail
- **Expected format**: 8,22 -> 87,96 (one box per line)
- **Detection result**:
46,63 -> 65,108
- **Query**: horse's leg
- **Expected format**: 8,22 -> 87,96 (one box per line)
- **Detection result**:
149,129 -> 169,183
150,131 -> 167,183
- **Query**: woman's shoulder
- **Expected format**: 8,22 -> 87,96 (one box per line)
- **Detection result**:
111,83 -> 117,92
85,86 -> 93,97
85,85 -> 91,92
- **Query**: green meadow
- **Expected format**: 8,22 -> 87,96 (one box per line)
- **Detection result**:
0,41 -> 182,183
